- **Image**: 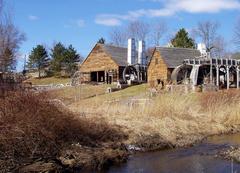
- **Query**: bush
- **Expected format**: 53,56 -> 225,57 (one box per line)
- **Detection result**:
199,90 -> 240,111
0,92 -> 126,171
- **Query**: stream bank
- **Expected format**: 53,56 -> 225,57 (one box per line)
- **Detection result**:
107,133 -> 240,173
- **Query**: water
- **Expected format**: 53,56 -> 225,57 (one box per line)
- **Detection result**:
108,133 -> 240,173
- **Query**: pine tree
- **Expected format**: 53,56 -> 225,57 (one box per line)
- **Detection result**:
50,42 -> 66,76
50,43 -> 81,77
64,45 -> 81,76
28,45 -> 49,78
97,37 -> 105,44
171,28 -> 195,48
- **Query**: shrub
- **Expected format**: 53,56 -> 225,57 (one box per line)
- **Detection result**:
0,92 -> 126,171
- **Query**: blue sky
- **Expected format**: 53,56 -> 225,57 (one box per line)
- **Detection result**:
9,0 -> 240,70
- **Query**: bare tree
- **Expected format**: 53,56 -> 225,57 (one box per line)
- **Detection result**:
109,27 -> 127,46
194,20 -> 220,52
109,20 -> 150,46
212,36 -> 227,57
234,18 -> 240,48
150,21 -> 168,46
0,0 -> 25,72
126,20 -> 150,41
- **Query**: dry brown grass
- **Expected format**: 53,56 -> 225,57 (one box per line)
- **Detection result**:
0,91 -> 126,172
26,77 -> 71,85
2,84 -> 239,171
47,84 -> 112,105
69,88 -> 240,148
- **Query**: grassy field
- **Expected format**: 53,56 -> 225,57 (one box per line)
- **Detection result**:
26,77 -> 71,85
48,84 -> 114,105
67,85 -> 240,148
2,83 -> 240,171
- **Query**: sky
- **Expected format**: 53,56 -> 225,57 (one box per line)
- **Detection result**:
8,0 -> 240,70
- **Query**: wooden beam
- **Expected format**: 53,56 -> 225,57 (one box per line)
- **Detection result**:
104,71 -> 107,83
237,67 -> 239,89
96,71 -> 99,82
227,66 -> 230,90
210,58 -> 213,84
216,65 -> 219,88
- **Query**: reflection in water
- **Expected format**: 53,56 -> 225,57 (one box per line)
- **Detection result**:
108,134 -> 240,173
207,133 -> 240,146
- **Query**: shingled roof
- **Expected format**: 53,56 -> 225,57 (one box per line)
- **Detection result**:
102,44 -> 128,66
85,44 -> 201,68
155,47 -> 201,68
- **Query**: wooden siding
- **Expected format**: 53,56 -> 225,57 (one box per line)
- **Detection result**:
80,44 -> 119,82
81,44 -> 119,72
148,50 -> 168,87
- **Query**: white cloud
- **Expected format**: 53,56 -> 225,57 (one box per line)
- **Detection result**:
168,0 -> 240,13
95,0 -> 240,26
95,15 -> 122,26
64,19 -> 86,28
28,15 -> 39,21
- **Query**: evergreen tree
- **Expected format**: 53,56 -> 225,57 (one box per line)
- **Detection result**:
28,45 -> 49,78
50,43 -> 81,77
97,37 -> 105,44
64,45 -> 81,76
50,42 -> 66,76
0,0 -> 25,72
171,28 -> 195,48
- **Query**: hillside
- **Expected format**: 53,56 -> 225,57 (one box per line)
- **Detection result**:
68,85 -> 240,149
26,77 -> 71,85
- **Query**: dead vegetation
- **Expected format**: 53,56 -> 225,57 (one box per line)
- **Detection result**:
47,84 -> 112,105
2,84 -> 240,171
0,91 -> 127,172
218,146 -> 240,163
26,77 -> 71,85
69,87 -> 240,149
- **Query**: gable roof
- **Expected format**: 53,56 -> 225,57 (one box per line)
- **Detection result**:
81,43 -> 128,67
102,44 -> 128,66
155,47 -> 201,68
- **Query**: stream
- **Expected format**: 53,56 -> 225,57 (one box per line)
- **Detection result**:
107,133 -> 240,173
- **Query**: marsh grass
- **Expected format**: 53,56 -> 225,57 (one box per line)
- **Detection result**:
69,87 -> 240,147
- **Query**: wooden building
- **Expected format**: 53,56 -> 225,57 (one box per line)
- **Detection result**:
148,47 -> 201,87
80,43 -> 128,84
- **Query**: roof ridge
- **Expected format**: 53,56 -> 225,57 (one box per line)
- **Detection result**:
102,43 -> 127,49
156,46 -> 199,51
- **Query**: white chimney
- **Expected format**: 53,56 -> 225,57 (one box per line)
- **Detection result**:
197,43 -> 207,56
128,38 -> 136,65
138,40 -> 145,65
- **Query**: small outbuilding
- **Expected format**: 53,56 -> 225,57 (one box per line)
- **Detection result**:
80,43 -> 128,84
148,47 -> 201,87
80,40 -> 148,84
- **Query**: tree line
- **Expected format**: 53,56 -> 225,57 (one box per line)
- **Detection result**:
108,20 -> 232,58
27,43 -> 82,78
2,0 -> 240,75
